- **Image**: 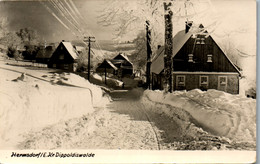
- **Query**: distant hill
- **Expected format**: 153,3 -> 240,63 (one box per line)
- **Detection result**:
71,40 -> 136,53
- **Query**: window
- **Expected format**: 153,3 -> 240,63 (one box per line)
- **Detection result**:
196,36 -> 206,45
200,38 -> 205,44
59,54 -> 64,60
188,54 -> 193,62
200,76 -> 208,86
176,75 -> 185,86
219,76 -> 227,86
207,54 -> 213,63
64,64 -> 69,70
196,39 -> 201,44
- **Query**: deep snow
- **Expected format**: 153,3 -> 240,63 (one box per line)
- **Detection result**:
141,89 -> 256,144
0,64 -> 109,149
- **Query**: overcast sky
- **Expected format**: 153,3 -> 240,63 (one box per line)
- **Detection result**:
0,0 -> 256,45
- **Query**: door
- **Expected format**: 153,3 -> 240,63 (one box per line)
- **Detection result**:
218,76 -> 227,92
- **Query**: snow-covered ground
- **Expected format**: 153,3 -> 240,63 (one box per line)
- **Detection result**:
0,53 -> 256,150
0,58 -> 109,149
141,89 -> 256,145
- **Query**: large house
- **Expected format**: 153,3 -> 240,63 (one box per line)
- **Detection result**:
151,22 -> 241,94
96,53 -> 133,77
48,41 -> 79,72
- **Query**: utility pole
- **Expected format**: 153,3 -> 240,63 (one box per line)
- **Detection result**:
146,20 -> 152,89
83,36 -> 95,81
104,60 -> 107,85
164,2 -> 173,93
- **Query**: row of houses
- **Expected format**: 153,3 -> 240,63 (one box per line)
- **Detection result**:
150,22 -> 241,94
31,21 -> 241,94
34,41 -> 134,77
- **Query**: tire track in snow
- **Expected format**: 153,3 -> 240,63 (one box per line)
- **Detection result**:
107,97 -> 161,150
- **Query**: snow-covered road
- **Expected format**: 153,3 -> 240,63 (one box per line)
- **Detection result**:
20,89 -> 183,150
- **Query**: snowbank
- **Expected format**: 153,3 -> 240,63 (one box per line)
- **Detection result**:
141,89 -> 256,143
92,73 -> 102,81
43,72 -> 105,106
0,71 -> 108,149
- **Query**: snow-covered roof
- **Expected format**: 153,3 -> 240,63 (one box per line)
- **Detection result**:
151,25 -> 241,75
62,42 -> 79,59
36,46 -> 54,59
113,53 -> 133,65
97,59 -> 118,70
151,29 -> 192,74
75,46 -> 85,52
106,59 -> 118,70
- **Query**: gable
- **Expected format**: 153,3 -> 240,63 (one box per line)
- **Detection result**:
50,42 -> 79,61
113,53 -> 133,66
151,28 -> 241,75
97,59 -> 118,70
172,34 -> 240,74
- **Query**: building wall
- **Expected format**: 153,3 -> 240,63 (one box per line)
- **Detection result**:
96,68 -> 116,75
173,72 -> 239,94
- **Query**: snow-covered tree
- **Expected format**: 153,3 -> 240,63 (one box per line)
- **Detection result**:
98,0 -> 215,92
98,0 -> 164,52
0,17 -> 8,39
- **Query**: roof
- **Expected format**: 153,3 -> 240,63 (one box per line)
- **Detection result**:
97,59 -> 118,70
151,25 -> 241,75
113,53 -> 133,65
35,46 -> 54,59
106,60 -> 118,70
61,42 -> 79,59
75,46 -> 85,52
151,29 -> 192,74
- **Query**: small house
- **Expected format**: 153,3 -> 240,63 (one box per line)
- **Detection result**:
35,46 -> 54,64
96,59 -> 118,75
96,53 -> 134,78
48,41 -> 79,72
111,53 -> 133,77
151,22 -> 241,94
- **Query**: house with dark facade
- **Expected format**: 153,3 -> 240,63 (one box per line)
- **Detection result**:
48,41 -> 79,72
151,22 -> 241,94
111,53 -> 133,77
96,53 -> 133,77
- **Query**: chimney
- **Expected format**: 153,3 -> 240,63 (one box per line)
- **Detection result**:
185,21 -> 193,33
62,40 -> 65,42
